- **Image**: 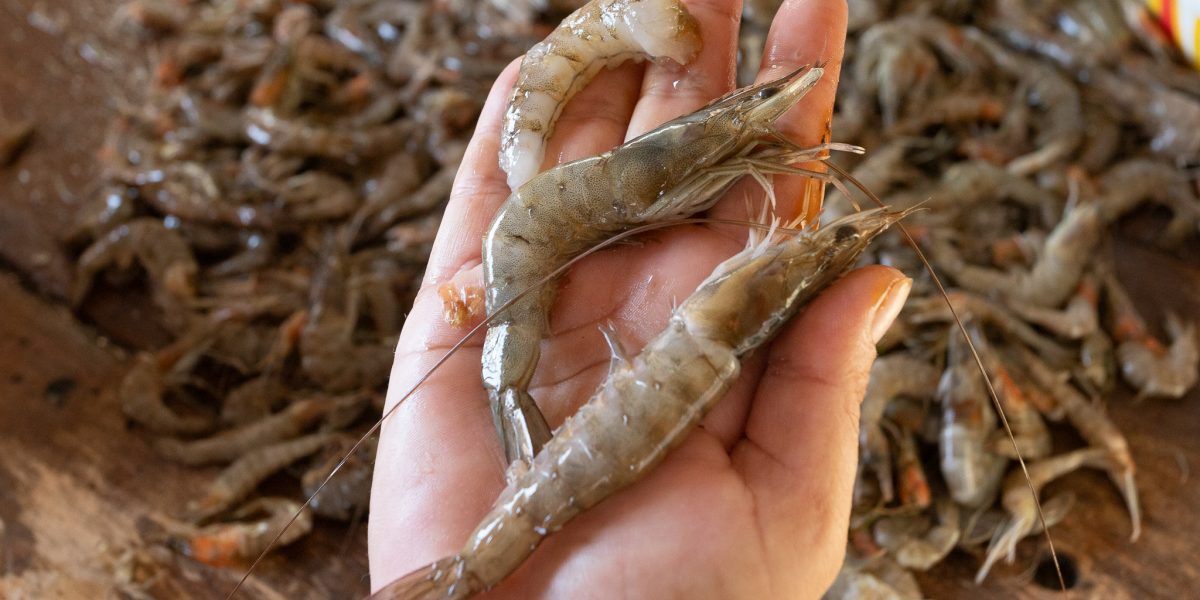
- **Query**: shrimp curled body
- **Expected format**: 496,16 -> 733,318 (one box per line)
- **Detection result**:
498,0 -> 702,189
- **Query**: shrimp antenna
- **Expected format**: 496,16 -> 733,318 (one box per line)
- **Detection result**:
826,160 -> 1066,592
227,215 -> 802,597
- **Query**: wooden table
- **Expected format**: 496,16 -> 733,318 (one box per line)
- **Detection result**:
1,1 -> 1197,598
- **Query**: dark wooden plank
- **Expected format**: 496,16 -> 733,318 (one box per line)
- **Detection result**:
0,0 -> 123,300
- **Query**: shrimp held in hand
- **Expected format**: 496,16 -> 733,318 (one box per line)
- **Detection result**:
498,0 -> 701,189
485,65 -> 850,468
374,207 -> 907,600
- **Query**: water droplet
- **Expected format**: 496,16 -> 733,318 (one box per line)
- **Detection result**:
237,206 -> 257,225
377,22 -> 398,41
246,124 -> 272,145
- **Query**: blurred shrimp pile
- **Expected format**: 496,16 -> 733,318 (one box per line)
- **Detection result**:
63,0 -> 1200,587
748,0 -> 1200,595
63,0 -> 568,565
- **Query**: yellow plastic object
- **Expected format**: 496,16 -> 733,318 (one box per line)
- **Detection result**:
1145,0 -> 1200,67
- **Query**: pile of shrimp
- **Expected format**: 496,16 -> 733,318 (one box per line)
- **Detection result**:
747,0 -> 1200,595
64,0 -> 569,566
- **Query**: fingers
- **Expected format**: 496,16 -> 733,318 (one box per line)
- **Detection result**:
624,0 -> 742,139
731,265 -> 910,584
710,0 -> 848,225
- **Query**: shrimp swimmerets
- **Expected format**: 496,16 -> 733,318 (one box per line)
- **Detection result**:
374,207 -> 908,600
976,447 -> 1109,582
484,65 -> 855,467
498,0 -> 701,189
859,353 -> 940,503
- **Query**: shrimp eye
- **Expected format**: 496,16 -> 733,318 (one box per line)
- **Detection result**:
754,87 -> 779,100
834,225 -> 859,242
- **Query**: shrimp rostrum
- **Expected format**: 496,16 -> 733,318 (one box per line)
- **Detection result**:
484,64 -> 860,468
376,207 -> 908,599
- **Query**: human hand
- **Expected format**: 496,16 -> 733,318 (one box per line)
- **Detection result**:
369,1 -> 911,598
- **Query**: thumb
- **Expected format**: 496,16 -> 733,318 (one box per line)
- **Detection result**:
730,265 -> 911,587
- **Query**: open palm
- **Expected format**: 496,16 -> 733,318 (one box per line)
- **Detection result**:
369,1 -> 910,598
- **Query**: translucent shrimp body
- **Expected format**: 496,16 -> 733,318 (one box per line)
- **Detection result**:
937,323 -> 1006,508
498,0 -> 702,189
375,208 -> 907,600
484,66 -> 837,467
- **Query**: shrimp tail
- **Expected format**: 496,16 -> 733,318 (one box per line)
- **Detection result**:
1115,469 -> 1142,542
372,555 -> 483,600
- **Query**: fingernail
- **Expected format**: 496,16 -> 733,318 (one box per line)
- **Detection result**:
869,277 -> 912,344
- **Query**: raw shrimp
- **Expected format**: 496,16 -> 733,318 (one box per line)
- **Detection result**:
886,92 -> 1003,135
970,327 -> 1051,460
1101,266 -> 1200,399
891,424 -> 931,510
854,16 -> 981,127
1079,327 -> 1116,394
987,229 -> 1045,269
120,353 -> 213,435
132,163 -> 277,228
498,0 -> 701,189
937,323 -> 1006,508
188,432 -> 337,521
1116,313 -> 1200,400
300,236 -> 396,393
976,447 -> 1109,582
937,201 -> 1101,309
244,107 -> 419,160
119,318 -> 230,434
155,395 -> 357,466
302,436 -> 376,521
960,492 -> 1076,549
859,353 -> 940,503
373,207 -> 907,600
169,498 -> 313,567
907,290 -> 1075,369
65,188 -> 137,245
1013,343 -> 1141,540
483,65 -> 852,467
1089,65 -> 1200,160
872,498 -> 960,571
277,171 -> 358,221
361,163 -> 457,239
1007,275 -> 1099,341
72,218 -> 198,318
825,554 -> 923,600
1097,158 -> 1200,243
965,27 -> 1084,176
891,160 -> 1056,213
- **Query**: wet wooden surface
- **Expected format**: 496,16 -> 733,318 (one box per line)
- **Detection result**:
0,1 -> 371,598
0,0 -> 1197,599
